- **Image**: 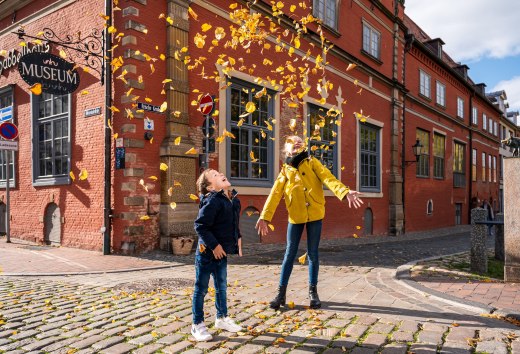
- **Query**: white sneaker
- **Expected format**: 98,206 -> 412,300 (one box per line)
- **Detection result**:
191,322 -> 213,341
215,316 -> 243,332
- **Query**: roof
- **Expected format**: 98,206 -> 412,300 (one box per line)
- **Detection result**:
486,90 -> 507,100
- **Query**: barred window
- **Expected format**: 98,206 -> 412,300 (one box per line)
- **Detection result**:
308,104 -> 338,176
416,129 -> 429,177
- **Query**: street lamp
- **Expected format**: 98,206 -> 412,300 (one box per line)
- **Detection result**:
406,139 -> 423,164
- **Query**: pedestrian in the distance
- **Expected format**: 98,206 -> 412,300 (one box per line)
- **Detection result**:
255,135 -> 363,310
191,169 -> 243,342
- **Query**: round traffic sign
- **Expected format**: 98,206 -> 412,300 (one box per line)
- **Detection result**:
0,122 -> 18,140
198,93 -> 215,116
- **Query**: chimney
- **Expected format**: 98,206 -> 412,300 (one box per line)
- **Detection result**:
474,83 -> 486,95
424,38 -> 445,58
454,64 -> 469,81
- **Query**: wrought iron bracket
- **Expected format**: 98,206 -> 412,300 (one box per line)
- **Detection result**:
14,27 -> 106,85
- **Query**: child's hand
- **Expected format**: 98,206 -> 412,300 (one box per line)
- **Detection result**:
255,219 -> 269,237
238,238 -> 243,257
212,244 -> 227,259
345,190 -> 364,209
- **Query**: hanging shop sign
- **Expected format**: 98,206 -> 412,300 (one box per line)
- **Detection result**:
0,43 -> 50,76
18,52 -> 80,95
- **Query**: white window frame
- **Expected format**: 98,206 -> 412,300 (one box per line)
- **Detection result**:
419,70 -> 431,98
436,81 -> 446,106
313,0 -> 339,30
493,121 -> 498,136
362,22 -> 381,59
457,97 -> 464,118
482,152 -> 486,182
488,117 -> 493,133
483,113 -> 487,130
472,107 -> 478,125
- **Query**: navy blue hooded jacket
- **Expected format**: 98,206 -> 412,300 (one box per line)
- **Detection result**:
194,189 -> 241,256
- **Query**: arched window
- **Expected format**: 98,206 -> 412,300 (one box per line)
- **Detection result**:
427,199 -> 433,215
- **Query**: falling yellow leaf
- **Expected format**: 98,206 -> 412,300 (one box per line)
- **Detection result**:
19,41 -> 26,47
148,176 -> 158,181
29,83 -> 42,95
245,101 -> 256,113
249,150 -> 257,162
167,187 -> 173,196
199,243 -> 206,253
159,101 -> 167,112
174,136 -> 181,145
298,252 -> 307,265
201,23 -> 212,32
80,90 -> 89,95
268,224 -> 275,231
194,33 -> 206,48
113,133 -> 118,140
59,49 -> 67,59
356,226 -> 361,230
346,63 -> 357,71
215,27 -> 226,40
78,169 -> 88,181
107,26 -> 117,34
229,3 -> 238,9
109,105 -> 120,113
162,78 -> 172,84
170,202 -> 177,210
150,63 -> 155,74
353,233 -> 359,238
160,163 -> 168,171
290,4 -> 296,12
189,194 -> 199,201
69,171 -> 76,182
140,215 -> 151,221
287,301 -> 295,309
237,118 -> 244,127
185,147 -> 198,155
166,16 -> 173,25
188,7 -> 198,20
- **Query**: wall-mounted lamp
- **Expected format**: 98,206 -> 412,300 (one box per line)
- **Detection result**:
406,139 -> 424,164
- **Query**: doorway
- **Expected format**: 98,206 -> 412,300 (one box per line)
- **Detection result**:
44,203 -> 61,245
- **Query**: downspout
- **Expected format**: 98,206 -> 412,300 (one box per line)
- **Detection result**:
402,33 -> 414,233
468,92 -> 474,223
103,0 -> 113,255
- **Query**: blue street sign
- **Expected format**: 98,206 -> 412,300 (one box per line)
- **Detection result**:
0,122 -> 18,140
0,106 -> 13,122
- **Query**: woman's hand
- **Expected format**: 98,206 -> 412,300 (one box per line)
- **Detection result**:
238,238 -> 243,257
345,190 -> 364,209
255,218 -> 269,237
212,244 -> 227,259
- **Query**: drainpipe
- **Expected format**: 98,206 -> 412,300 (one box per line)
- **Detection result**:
402,33 -> 414,233
103,0 -> 113,255
468,92 -> 474,223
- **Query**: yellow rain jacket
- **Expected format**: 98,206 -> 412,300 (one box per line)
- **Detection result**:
260,154 -> 350,224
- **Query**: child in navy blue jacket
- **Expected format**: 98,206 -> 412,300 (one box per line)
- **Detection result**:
191,169 -> 243,342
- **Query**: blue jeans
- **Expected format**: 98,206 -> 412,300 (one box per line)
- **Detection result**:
192,254 -> 228,324
279,220 -> 322,287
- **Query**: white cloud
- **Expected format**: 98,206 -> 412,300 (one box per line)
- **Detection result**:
493,76 -> 520,112
405,0 -> 520,62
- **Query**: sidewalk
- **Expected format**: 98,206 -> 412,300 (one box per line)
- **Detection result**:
1,227 -> 520,321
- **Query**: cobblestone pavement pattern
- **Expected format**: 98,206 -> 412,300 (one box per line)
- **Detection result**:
1,230 -> 519,353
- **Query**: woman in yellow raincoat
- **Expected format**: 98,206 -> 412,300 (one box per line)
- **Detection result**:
256,136 -> 363,309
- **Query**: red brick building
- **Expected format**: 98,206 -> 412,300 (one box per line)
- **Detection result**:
0,0 -> 511,252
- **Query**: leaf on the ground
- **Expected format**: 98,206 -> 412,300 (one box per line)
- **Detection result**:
298,252 -> 307,265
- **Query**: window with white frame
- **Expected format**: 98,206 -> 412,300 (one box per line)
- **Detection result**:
488,117 -> 493,133
313,0 -> 338,29
32,92 -> 71,186
416,129 -> 429,177
308,104 -> 338,176
419,70 -> 431,98
457,97 -> 464,118
436,82 -> 446,106
493,121 -> 498,136
472,107 -> 478,125
362,22 -> 381,59
228,79 -> 274,186
0,87 -> 15,188
359,123 -> 381,192
472,148 -> 477,182
482,152 -> 486,182
483,113 -> 487,130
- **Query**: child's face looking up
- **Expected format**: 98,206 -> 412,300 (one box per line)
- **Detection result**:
206,170 -> 231,192
285,136 -> 304,156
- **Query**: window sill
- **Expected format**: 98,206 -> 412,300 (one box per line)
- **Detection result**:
360,49 -> 383,65
358,191 -> 383,198
33,176 -> 71,187
435,103 -> 446,110
418,93 -> 432,102
233,186 -> 274,196
416,175 -> 430,179
320,24 -> 341,38
433,177 -> 445,180
0,182 -> 16,189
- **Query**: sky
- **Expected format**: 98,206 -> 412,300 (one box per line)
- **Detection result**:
405,0 -> 520,113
